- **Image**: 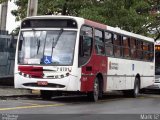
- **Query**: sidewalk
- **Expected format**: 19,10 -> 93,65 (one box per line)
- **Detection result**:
0,86 -> 40,97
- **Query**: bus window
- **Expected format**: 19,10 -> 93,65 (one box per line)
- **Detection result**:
123,36 -> 130,58
18,30 -> 77,65
95,29 -> 105,55
149,43 -> 154,61
137,40 -> 143,60
143,41 -> 149,61
130,38 -> 137,59
79,26 -> 93,66
113,34 -> 121,57
105,31 -> 113,56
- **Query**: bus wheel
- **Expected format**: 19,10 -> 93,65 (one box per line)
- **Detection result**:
40,90 -> 53,100
87,77 -> 99,102
132,77 -> 140,98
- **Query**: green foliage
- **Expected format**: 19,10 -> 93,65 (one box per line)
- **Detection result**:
2,0 -> 159,38
11,0 -> 28,21
11,26 -> 20,35
0,0 -> 10,3
79,0 -> 159,37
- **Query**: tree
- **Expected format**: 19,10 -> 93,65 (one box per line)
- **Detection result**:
0,0 -> 159,38
79,0 -> 160,37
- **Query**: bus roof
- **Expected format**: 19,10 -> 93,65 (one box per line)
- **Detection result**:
22,15 -> 154,43
107,26 -> 154,43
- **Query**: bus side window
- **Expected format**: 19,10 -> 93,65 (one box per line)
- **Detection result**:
149,43 -> 154,61
78,26 -> 93,67
95,29 -> 105,55
105,31 -> 113,56
113,34 -> 121,57
137,40 -> 143,60
143,41 -> 149,61
122,36 -> 130,58
130,38 -> 137,59
80,36 -> 92,56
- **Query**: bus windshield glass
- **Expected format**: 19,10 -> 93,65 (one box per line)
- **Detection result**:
18,30 -> 77,65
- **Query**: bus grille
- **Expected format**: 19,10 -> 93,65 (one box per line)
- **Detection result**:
23,83 -> 65,88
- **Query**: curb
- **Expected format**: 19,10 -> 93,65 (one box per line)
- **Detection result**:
0,86 -> 40,99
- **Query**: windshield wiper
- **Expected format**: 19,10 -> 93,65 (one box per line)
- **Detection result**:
51,28 -> 63,56
32,28 -> 40,54
37,39 -> 40,54
35,31 -> 42,54
53,28 -> 63,48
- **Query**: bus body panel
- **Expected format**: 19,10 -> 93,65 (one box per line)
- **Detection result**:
80,54 -> 107,92
107,57 -> 154,91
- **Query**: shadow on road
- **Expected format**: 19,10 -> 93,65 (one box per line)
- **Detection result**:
45,89 -> 160,103
50,92 -> 126,103
2,89 -> 160,104
142,89 -> 160,95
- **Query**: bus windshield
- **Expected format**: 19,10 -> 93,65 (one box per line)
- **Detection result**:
155,51 -> 160,75
18,30 -> 77,65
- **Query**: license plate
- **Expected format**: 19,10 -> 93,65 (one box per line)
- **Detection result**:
37,81 -> 48,86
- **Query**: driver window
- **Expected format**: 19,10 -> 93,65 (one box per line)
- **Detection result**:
78,26 -> 93,66
82,36 -> 92,56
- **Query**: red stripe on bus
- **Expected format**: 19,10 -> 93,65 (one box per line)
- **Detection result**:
18,66 -> 43,71
18,66 -> 43,78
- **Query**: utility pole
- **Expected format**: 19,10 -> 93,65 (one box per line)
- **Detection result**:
0,1 -> 8,31
27,0 -> 38,17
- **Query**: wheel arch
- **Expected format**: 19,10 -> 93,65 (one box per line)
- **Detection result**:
135,73 -> 141,88
96,73 -> 104,93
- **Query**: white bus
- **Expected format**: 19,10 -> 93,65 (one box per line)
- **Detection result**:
14,15 -> 155,101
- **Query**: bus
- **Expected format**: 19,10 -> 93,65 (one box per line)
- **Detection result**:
14,15 -> 155,101
154,41 -> 160,89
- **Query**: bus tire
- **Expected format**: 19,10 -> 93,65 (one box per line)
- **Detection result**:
40,90 -> 53,100
123,77 -> 140,98
131,77 -> 140,98
87,77 -> 99,102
